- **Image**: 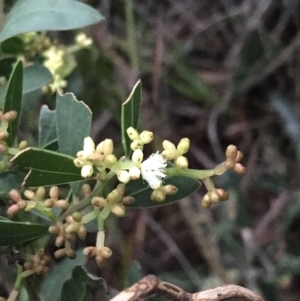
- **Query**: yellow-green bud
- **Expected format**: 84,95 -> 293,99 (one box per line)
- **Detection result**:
111,204 -> 126,216
130,140 -> 142,150
50,186 -> 59,199
226,145 -> 238,160
19,140 -> 28,150
175,156 -> 188,168
132,149 -> 143,164
104,153 -> 117,164
201,195 -> 212,208
127,127 -> 140,141
164,185 -> 178,195
73,158 -> 85,167
177,138 -> 190,154
24,190 -> 35,200
162,140 -> 176,151
139,130 -> 153,144
96,139 -> 113,155
106,191 -> 117,205
117,170 -> 130,184
36,187 -> 46,199
92,196 -> 107,207
72,212 -> 82,223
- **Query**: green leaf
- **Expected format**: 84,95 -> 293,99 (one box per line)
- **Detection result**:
0,0 -> 104,43
121,80 -> 142,157
3,60 -> 23,146
40,250 -> 86,301
1,37 -> 24,55
61,266 -> 109,301
124,260 -> 143,288
23,63 -> 52,94
0,219 -> 48,246
56,92 -> 92,157
0,171 -> 26,197
11,147 -> 83,187
125,175 -> 201,208
39,105 -> 56,148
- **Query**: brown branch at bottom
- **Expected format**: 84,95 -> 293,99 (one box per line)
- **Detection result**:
110,275 -> 264,301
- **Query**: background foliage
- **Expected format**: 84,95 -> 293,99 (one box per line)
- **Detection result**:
1,0 -> 300,301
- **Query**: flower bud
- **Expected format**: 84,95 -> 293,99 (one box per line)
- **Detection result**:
162,150 -> 175,160
25,200 -> 37,211
162,140 -> 176,152
201,195 -> 212,208
0,131 -> 8,140
106,191 -> 117,205
126,127 -> 139,141
99,246 -> 112,258
55,235 -> 64,247
9,189 -> 21,202
117,170 -> 130,184
216,189 -> 229,201
0,142 -> 7,153
104,154 -> 117,164
78,225 -> 87,240
73,158 -> 85,167
226,145 -> 237,160
111,204 -> 126,216
130,140 -> 142,150
48,225 -> 60,235
19,140 -> 28,150
177,138 -> 190,154
83,137 -> 95,156
175,156 -> 188,168
7,204 -> 19,216
72,212 -> 82,223
164,185 -> 178,195
82,184 -> 91,196
3,110 -> 17,122
96,139 -> 113,155
54,249 -> 66,259
56,200 -> 69,209
36,187 -> 46,199
234,163 -> 246,175
210,191 -> 219,204
50,186 -> 59,199
129,166 -> 141,179
132,149 -> 143,164
95,255 -> 106,267
139,130 -> 153,144
81,164 -> 93,178
44,198 -> 55,208
92,196 -> 107,207
24,190 -> 35,200
65,249 -> 76,259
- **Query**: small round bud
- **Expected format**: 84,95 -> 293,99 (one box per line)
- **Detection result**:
126,127 -> 140,141
164,185 -> 178,195
132,149 -> 143,164
234,163 -> 246,175
36,187 -> 46,199
151,189 -> 166,202
236,150 -> 243,162
129,166 -> 141,179
210,191 -> 220,204
92,196 -> 107,207
44,198 -> 55,208
175,156 -> 188,168
106,191 -> 117,206
72,212 -> 82,223
19,140 -> 28,150
116,183 -> 125,197
162,140 -> 176,152
130,140 -> 142,150
54,249 -> 66,259
56,200 -> 69,209
99,246 -> 112,258
49,186 -> 59,199
78,225 -> 87,240
24,190 -> 35,200
9,189 -> 21,202
0,131 -> 8,140
216,189 -> 229,201
162,150 -> 175,160
117,170 -> 130,184
7,204 -> 19,216
0,142 -> 7,153
177,138 -> 190,154
48,225 -> 60,235
111,204 -> 126,216
226,145 -> 238,160
83,246 -> 95,256
24,261 -> 34,270
3,110 -> 17,122
122,196 -> 135,205
201,195 -> 212,208
104,154 -> 117,164
81,164 -> 93,178
139,130 -> 153,144
74,158 -> 85,167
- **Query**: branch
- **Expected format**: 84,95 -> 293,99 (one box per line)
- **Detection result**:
110,275 -> 264,301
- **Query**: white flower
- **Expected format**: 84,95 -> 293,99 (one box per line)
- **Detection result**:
141,152 -> 167,189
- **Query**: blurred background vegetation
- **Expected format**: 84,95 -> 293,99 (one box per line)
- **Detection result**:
2,0 -> 300,300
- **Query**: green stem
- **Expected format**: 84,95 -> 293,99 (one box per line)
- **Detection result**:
35,202 -> 57,222
15,264 -> 23,288
165,167 -> 217,179
125,0 -> 139,71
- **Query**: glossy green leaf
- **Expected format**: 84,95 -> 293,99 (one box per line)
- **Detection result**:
1,37 -> 24,55
61,266 -> 109,301
125,175 -> 201,208
3,60 -> 23,146
40,250 -> 86,301
23,64 -> 52,94
0,0 -> 104,43
121,80 -> 142,157
0,220 -> 48,246
56,92 -> 92,157
11,147 -> 83,187
0,171 -> 26,197
39,105 -> 56,148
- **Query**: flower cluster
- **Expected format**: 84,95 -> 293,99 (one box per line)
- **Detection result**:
74,137 -> 116,178
162,138 -> 190,168
126,127 -> 153,150
22,249 -> 51,276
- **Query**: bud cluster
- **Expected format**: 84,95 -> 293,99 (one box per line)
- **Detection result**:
162,138 -> 190,168
74,137 -> 116,178
83,245 -> 112,267
23,249 -> 51,275
92,184 -> 126,217
201,188 -> 229,208
151,185 -> 178,202
75,33 -> 93,48
126,127 -> 153,150
44,186 -> 69,209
